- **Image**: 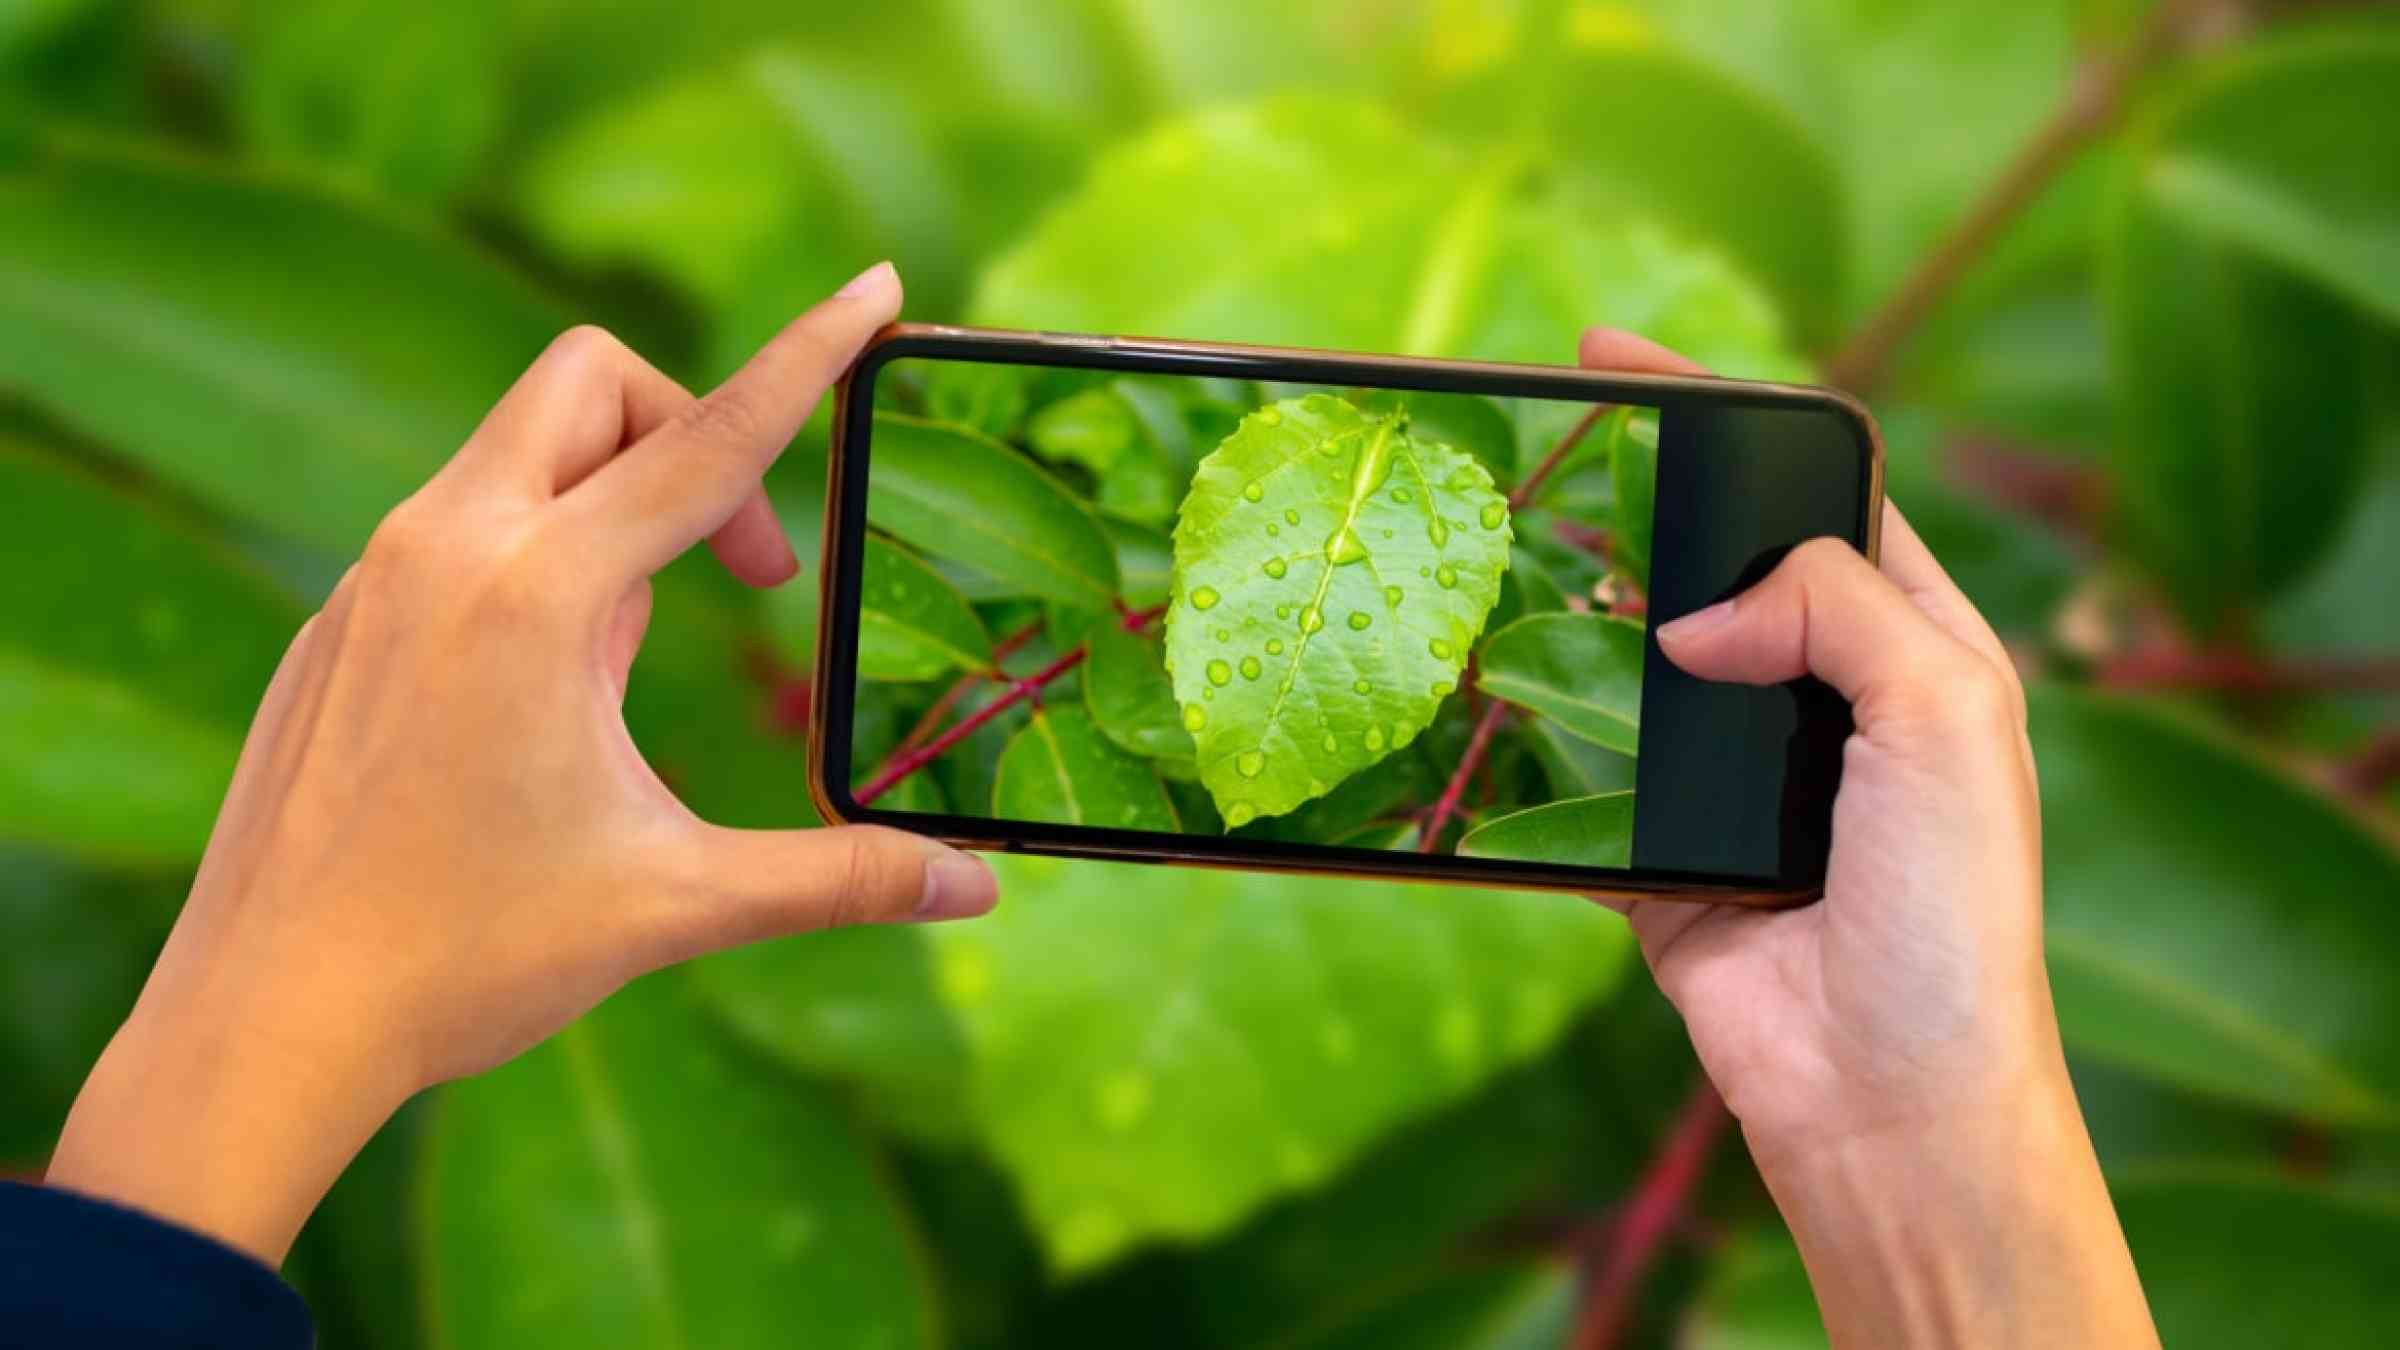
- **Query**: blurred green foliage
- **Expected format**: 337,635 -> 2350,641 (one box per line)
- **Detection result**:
4,0 -> 2398,1345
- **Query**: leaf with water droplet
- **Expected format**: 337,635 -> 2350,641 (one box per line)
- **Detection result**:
992,707 -> 1180,831
1168,394 -> 1512,824
857,535 -> 995,682
1477,613 -> 1645,755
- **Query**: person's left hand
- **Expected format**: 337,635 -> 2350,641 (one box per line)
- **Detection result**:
47,261 -> 995,1263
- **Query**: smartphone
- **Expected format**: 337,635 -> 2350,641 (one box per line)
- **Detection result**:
809,325 -> 1883,906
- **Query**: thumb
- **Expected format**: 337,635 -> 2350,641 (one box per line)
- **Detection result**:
1653,536 -> 2013,743
649,823 -> 997,963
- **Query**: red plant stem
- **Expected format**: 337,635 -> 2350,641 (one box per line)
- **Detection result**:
857,644 -> 1089,804
1568,1081 -> 1734,1350
1420,698 -> 1511,853
860,607 -> 1167,804
1509,403 -> 1613,511
891,619 -> 1045,756
2334,730 -> 2400,802
1822,0 -> 2204,393
2098,649 -> 2400,695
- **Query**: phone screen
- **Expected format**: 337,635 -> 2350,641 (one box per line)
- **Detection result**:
819,333 -> 1876,895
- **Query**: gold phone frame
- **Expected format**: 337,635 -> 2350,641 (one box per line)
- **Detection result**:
811,323 -> 1884,909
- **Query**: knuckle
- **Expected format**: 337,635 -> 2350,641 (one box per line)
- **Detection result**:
677,388 -> 760,448
363,499 -> 441,574
826,829 -> 920,929
1785,535 -> 1857,578
546,323 -> 627,370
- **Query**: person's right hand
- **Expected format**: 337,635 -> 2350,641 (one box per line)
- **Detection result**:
1579,329 -> 2158,1348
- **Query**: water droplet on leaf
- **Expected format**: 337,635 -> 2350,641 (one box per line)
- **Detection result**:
1283,508 -> 1301,525
1236,751 -> 1265,779
1391,487 -> 1413,503
1206,659 -> 1232,686
1182,705 -> 1205,732
1364,726 -> 1387,751
1429,638 -> 1453,660
1242,481 -> 1265,502
1257,407 -> 1282,428
1239,655 -> 1261,680
1347,611 -> 1371,630
1352,678 -> 1371,694
1300,606 -> 1324,634
1479,501 -> 1507,530
1324,526 -> 1367,566
1383,585 -> 1403,606
1224,802 -> 1257,828
1428,518 -> 1449,547
1431,678 -> 1455,696
1321,732 -> 1338,753
1265,638 -> 1284,655
1263,558 -> 1286,579
1191,586 -> 1220,610
1435,564 -> 1458,589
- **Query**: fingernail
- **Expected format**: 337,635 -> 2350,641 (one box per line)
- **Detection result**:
916,851 -> 996,921
1656,598 -> 1737,646
836,260 -> 898,300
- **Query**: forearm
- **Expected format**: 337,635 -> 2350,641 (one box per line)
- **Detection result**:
1750,1065 -> 2158,1349
46,987 -> 408,1266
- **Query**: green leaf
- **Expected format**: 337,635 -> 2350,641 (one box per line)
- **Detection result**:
928,854 -> 1634,1272
1610,409 -> 1659,590
693,926 -> 971,1145
970,96 -> 1804,379
865,411 -> 1120,613
0,137 -> 567,554
858,534 -> 994,682
0,443 -> 303,864
1104,517 -> 1174,611
238,0 -> 502,202
1279,1261 -> 1574,1350
1458,792 -> 1635,869
1421,9 -> 1848,343
1477,613 -> 1646,756
2031,686 -> 2400,1124
0,849 -> 175,1163
1027,386 -> 1139,473
1167,395 -> 1512,827
1684,1176 -> 2400,1350
1083,622 -> 1195,761
2141,28 -> 2400,327
1522,716 -> 1638,801
513,47 -> 964,373
420,973 -> 937,1350
2102,34 -> 2385,631
991,706 -> 1179,831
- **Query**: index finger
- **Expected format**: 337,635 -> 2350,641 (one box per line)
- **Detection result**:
565,261 -> 903,582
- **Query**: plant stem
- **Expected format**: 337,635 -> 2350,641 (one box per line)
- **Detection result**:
856,644 -> 1090,805
1510,404 -> 1613,511
2098,648 -> 2400,695
1568,1081 -> 1734,1350
858,606 -> 1169,804
892,619 -> 1046,756
2333,730 -> 2400,803
1821,0 -> 2205,393
1420,698 -> 1511,853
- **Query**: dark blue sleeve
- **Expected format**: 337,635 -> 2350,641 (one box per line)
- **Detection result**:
0,1180 -> 312,1349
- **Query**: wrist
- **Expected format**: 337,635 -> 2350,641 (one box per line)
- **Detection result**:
46,977 -> 415,1265
1745,1059 -> 2158,1348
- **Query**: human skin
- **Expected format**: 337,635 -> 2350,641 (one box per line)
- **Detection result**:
1581,329 -> 2158,1346
49,293 -> 2155,1345
48,262 -> 996,1263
